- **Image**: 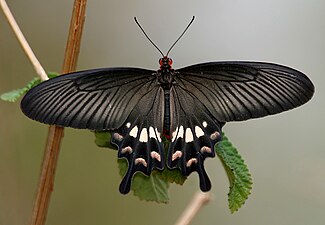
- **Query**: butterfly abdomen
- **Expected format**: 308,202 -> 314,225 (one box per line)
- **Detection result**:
163,90 -> 171,140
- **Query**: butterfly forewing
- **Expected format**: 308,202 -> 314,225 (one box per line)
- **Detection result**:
175,61 -> 314,122
21,68 -> 156,130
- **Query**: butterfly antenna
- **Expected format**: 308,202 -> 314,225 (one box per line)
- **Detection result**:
134,17 -> 164,57
166,16 -> 195,56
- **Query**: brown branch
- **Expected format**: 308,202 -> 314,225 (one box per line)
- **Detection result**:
1,0 -> 88,224
62,0 -> 87,73
174,192 -> 213,225
30,126 -> 65,225
29,1 -> 87,225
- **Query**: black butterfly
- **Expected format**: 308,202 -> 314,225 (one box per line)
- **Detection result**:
20,17 -> 314,194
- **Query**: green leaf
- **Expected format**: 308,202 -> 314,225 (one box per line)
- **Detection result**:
95,131 -> 186,177
118,159 -> 169,203
94,131 -> 116,149
47,72 -> 59,79
117,159 -> 186,202
95,131 -> 182,202
159,136 -> 187,185
158,167 -> 186,185
1,89 -> 27,102
215,133 -> 253,213
99,131 -> 252,208
1,72 -> 59,103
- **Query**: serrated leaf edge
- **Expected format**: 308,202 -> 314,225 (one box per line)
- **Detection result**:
216,134 -> 253,213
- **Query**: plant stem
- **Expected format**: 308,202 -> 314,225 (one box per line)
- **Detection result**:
30,126 -> 64,225
4,1 -> 87,225
29,1 -> 87,224
62,0 -> 87,73
1,1 -> 87,224
174,192 -> 213,225
0,0 -> 48,81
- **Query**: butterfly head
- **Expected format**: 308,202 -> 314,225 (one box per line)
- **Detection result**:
159,56 -> 173,70
157,56 -> 175,89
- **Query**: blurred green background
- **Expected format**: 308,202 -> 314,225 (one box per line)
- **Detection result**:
1,1 -> 324,225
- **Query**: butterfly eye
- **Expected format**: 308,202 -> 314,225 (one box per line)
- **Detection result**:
168,58 -> 173,66
159,58 -> 163,66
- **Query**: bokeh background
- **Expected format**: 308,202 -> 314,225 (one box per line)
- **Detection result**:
1,1 -> 324,225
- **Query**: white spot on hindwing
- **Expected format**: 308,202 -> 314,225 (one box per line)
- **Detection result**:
200,146 -> 212,154
185,128 -> 194,143
171,126 -> 179,142
139,128 -> 148,142
129,126 -> 138,138
148,126 -> 161,142
155,128 -> 162,142
210,131 -> 220,140
113,133 -> 123,141
121,146 -> 133,154
195,126 -> 204,138
176,126 -> 184,140
173,126 -> 204,142
126,122 -> 131,128
202,121 -> 207,128
186,158 -> 198,167
172,150 -> 183,161
135,158 -> 147,167
149,127 -> 156,139
151,151 -> 161,162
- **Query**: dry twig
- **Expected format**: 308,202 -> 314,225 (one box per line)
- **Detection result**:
0,0 -> 48,81
174,192 -> 213,225
1,0 -> 87,225
30,1 -> 87,225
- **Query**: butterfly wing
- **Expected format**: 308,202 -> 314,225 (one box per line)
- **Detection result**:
168,61 -> 314,192
168,86 -> 224,191
111,86 -> 165,194
21,67 -> 166,194
21,67 -> 157,130
175,61 -> 314,122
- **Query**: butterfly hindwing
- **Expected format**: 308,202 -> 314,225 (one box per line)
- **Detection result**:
111,87 -> 165,194
176,61 -> 314,122
21,68 -> 156,130
168,86 -> 224,191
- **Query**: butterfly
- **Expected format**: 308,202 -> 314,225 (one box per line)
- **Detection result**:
20,17 -> 314,194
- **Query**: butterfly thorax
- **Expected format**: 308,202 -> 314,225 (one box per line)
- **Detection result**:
157,56 -> 176,90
